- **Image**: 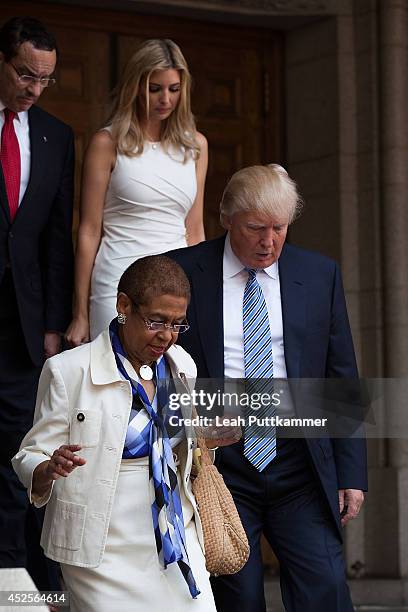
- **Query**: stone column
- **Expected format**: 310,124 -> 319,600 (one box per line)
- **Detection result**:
380,0 -> 408,382
379,0 -> 408,463
379,0 -> 408,579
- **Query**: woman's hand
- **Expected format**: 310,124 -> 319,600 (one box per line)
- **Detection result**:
65,316 -> 90,347
46,444 -> 87,480
33,445 -> 86,498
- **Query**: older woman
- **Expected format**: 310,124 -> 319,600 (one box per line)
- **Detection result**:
13,256 -> 221,612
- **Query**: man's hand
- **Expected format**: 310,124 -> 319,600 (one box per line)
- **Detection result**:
44,331 -> 61,359
203,417 -> 242,449
338,488 -> 364,526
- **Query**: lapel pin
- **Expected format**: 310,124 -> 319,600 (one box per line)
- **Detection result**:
43,136 -> 47,142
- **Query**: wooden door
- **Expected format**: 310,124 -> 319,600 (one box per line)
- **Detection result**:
43,26 -> 111,229
118,27 -> 282,238
2,1 -> 282,238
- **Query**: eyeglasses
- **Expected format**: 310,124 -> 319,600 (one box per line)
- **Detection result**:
135,308 -> 190,334
9,62 -> 56,88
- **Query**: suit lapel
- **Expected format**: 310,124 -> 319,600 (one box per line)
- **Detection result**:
191,236 -> 225,378
0,163 -> 10,225
13,107 -> 47,224
279,245 -> 307,378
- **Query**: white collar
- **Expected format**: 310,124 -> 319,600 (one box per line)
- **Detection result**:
223,232 -> 278,280
0,100 -> 29,127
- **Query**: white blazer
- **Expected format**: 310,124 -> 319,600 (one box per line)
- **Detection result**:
13,330 -> 203,568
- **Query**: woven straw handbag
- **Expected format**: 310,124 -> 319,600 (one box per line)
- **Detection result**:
192,436 -> 250,576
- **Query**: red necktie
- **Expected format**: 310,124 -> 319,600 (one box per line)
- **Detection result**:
0,109 -> 21,221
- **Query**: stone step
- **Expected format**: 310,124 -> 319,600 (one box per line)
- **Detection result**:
265,577 -> 408,611
267,602 -> 408,612
356,609 -> 408,611
355,606 -> 408,612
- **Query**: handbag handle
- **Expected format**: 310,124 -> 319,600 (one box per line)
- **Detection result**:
190,404 -> 214,468
177,372 -> 216,468
195,436 -> 214,467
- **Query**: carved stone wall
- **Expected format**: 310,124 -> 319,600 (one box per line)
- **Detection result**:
128,0 -> 338,14
284,1 -> 408,602
55,0 -> 339,25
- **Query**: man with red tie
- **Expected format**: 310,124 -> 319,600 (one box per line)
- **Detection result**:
0,16 -> 74,583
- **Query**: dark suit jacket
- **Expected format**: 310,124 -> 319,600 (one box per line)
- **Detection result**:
0,105 -> 74,366
168,235 -> 368,536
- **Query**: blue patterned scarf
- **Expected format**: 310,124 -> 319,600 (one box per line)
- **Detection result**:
109,320 -> 200,598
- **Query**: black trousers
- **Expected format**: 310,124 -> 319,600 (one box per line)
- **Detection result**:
0,269 -> 59,589
211,439 -> 353,612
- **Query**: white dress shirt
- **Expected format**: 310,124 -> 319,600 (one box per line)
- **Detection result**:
0,101 -> 30,205
223,232 -> 288,379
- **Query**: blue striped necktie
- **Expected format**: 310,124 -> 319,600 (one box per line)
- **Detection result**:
243,268 -> 277,471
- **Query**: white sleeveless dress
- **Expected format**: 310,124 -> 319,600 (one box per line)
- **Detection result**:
89,139 -> 197,339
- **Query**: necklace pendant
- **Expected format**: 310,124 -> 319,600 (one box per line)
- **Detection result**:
139,364 -> 153,381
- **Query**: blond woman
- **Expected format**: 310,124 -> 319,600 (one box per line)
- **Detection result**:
66,39 -> 207,344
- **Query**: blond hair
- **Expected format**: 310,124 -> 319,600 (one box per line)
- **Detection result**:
220,164 -> 303,224
107,39 -> 199,162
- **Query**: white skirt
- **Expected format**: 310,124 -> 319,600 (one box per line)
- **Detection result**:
61,458 -> 216,612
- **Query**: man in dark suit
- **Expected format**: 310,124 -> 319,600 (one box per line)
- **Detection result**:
0,17 -> 74,581
168,164 -> 367,611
